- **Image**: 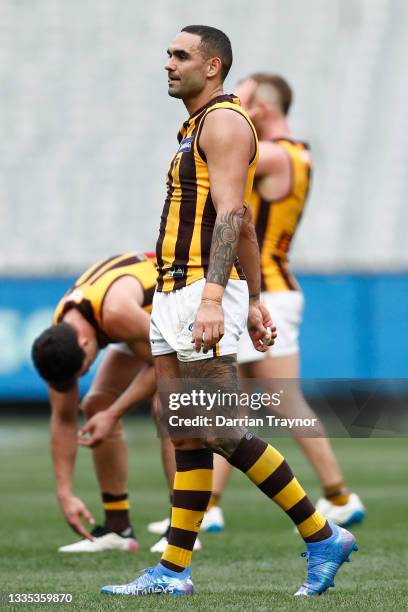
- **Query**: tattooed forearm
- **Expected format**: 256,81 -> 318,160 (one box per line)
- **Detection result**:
206,208 -> 245,287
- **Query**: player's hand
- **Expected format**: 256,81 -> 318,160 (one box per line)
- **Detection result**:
58,494 -> 95,540
78,411 -> 116,448
192,299 -> 224,354
247,301 -> 277,352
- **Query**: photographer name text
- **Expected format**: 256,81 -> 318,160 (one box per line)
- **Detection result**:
168,415 -> 318,429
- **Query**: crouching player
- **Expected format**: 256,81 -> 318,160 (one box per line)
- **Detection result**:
32,253 -> 158,552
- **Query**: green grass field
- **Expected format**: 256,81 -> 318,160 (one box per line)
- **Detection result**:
1,417 -> 407,611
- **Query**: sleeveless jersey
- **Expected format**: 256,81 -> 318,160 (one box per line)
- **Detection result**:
156,94 -> 259,292
53,253 -> 157,347
251,138 -> 312,292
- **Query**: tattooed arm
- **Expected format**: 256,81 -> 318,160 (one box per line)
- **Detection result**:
192,108 -> 256,353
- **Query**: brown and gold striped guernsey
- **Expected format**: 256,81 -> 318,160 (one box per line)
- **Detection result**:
251,138 -> 312,292
53,253 -> 157,348
156,94 -> 259,292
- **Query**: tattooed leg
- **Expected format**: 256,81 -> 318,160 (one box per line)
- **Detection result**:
180,355 -> 247,458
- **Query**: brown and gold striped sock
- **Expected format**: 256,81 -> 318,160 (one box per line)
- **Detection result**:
324,482 -> 350,506
228,435 -> 332,543
161,448 -> 213,572
102,492 -> 130,534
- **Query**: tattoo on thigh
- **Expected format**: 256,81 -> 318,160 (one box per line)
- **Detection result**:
181,356 -> 247,456
180,354 -> 238,383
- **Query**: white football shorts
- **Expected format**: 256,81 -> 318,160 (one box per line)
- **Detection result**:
150,278 -> 248,362
238,290 -> 304,364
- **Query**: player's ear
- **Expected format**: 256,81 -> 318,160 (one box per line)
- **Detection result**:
253,100 -> 272,121
247,102 -> 264,122
78,335 -> 88,350
207,56 -> 222,79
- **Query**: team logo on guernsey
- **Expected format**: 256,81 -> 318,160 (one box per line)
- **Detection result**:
166,265 -> 187,279
178,136 -> 194,153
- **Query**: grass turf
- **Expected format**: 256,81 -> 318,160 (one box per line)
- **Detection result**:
0,417 -> 407,611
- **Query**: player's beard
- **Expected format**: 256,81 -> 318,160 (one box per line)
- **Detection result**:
168,74 -> 205,100
168,85 -> 183,99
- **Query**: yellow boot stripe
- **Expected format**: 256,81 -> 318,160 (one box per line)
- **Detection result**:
272,478 -> 305,511
297,511 -> 327,539
103,500 -> 130,511
171,507 -> 202,533
246,446 -> 284,485
174,469 -> 213,491
161,544 -> 193,568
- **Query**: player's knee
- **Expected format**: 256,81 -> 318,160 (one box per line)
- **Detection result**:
170,437 -> 205,451
204,435 -> 242,459
109,418 -> 125,440
81,394 -> 109,419
81,396 -> 98,419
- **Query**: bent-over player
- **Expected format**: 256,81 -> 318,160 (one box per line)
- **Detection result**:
32,253 -> 157,552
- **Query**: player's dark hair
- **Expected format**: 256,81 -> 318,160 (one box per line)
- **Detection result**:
31,322 -> 85,392
181,25 -> 233,81
249,73 -> 293,115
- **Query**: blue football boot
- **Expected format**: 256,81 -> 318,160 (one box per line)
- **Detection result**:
294,523 -> 358,596
101,564 -> 194,596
